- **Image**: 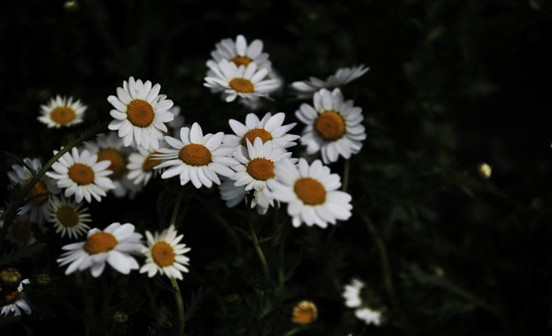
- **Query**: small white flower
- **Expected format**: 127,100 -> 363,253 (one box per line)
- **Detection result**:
107,76 -> 174,150
127,146 -> 164,187
140,225 -> 191,280
267,158 -> 352,228
57,222 -> 145,277
204,59 -> 281,103
47,195 -> 91,239
296,88 -> 366,164
155,122 -> 236,189
290,65 -> 369,99
38,95 -> 87,128
354,307 -> 382,326
207,34 -> 272,72
0,279 -> 32,317
343,278 -> 365,308
46,147 -> 116,203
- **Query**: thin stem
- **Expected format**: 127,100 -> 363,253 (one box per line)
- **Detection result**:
170,277 -> 186,336
282,326 -> 305,336
342,158 -> 351,193
170,188 -> 185,227
248,215 -> 270,279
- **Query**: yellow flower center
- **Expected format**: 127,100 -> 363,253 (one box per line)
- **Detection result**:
10,219 -> 32,243
0,268 -> 22,286
68,163 -> 95,185
24,180 -> 49,205
50,106 -> 76,125
229,78 -> 255,93
314,110 -> 346,141
242,128 -> 273,146
56,205 -> 79,228
179,144 -> 212,166
142,152 -> 162,171
231,56 -> 252,67
247,158 -> 275,181
294,178 -> 326,206
97,148 -> 126,180
151,241 -> 176,267
292,300 -> 318,325
127,99 -> 155,127
84,232 -> 117,254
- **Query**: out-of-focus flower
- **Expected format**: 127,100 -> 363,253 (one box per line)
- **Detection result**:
354,307 -> 382,326
290,65 -> 369,100
291,300 -> 318,325
0,279 -> 32,317
140,225 -> 191,280
127,146 -> 164,187
38,95 -> 87,128
343,278 -> 365,308
47,195 -> 91,239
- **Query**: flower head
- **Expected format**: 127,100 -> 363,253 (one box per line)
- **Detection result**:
290,65 -> 369,99
57,222 -> 144,277
343,278 -> 365,308
47,195 -> 91,239
127,146 -> 164,187
0,279 -> 32,317
107,76 -> 174,150
140,225 -> 191,280
38,95 -> 87,128
207,34 -> 272,72
291,300 -> 318,325
296,88 -> 366,164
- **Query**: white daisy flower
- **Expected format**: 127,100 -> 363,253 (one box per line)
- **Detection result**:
208,34 -> 272,72
290,65 -> 369,99
46,147 -> 116,203
38,95 -> 87,128
47,195 -> 91,239
354,307 -> 382,326
127,146 -> 164,187
84,132 -> 140,198
140,225 -> 191,280
154,122 -> 236,189
219,178 -> 247,208
204,59 -> 281,103
267,158 -> 352,228
0,279 -> 32,317
57,222 -> 145,278
7,157 -> 60,227
225,112 -> 300,150
107,76 -> 175,150
343,278 -> 365,308
296,88 -> 366,164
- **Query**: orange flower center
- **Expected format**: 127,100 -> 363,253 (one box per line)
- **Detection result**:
68,163 -> 95,185
314,111 -> 346,141
142,152 -> 162,171
24,180 -> 49,205
292,300 -> 318,325
179,144 -> 212,166
151,241 -> 176,267
56,205 -> 79,228
229,78 -> 255,93
0,268 -> 22,286
247,158 -> 275,181
50,106 -> 76,125
5,290 -> 20,303
231,56 -> 252,67
242,128 -> 273,146
97,148 -> 126,180
127,99 -> 155,127
293,178 -> 326,205
84,232 -> 117,254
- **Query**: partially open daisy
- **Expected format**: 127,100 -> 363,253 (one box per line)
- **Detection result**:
290,64 -> 369,99
208,34 -> 272,72
140,225 -> 191,280
225,112 -> 300,150
127,146 -> 164,187
296,88 -> 366,164
107,76 -> 174,150
0,279 -> 32,317
46,147 -> 116,203
204,59 -> 281,102
57,222 -> 144,278
38,95 -> 87,128
47,195 -> 91,239
267,158 -> 352,228
155,122 -> 235,189
7,157 -> 60,227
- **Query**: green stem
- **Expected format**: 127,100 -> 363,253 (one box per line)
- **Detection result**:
170,188 -> 185,227
282,326 -> 305,336
342,158 -> 351,193
170,277 -> 186,336
248,216 -> 270,279
0,121 -> 108,247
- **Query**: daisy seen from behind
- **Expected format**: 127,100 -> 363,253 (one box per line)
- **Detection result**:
296,88 -> 366,164
155,122 -> 235,189
140,225 -> 191,280
267,158 -> 352,228
57,222 -> 144,278
204,59 -> 281,103
290,64 -> 369,99
47,195 -> 91,239
46,147 -> 115,203
107,76 -> 174,150
38,95 -> 87,128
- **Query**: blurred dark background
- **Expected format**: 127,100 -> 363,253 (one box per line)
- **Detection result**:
1,0 -> 551,335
